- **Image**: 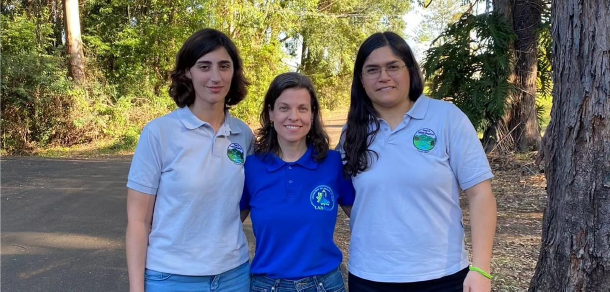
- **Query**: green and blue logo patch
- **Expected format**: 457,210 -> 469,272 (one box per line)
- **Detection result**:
310,185 -> 335,211
227,143 -> 245,165
413,128 -> 437,153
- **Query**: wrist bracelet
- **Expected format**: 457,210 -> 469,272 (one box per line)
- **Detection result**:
469,266 -> 493,279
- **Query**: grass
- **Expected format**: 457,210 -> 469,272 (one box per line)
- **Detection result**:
8,106 -> 351,159
32,139 -> 135,159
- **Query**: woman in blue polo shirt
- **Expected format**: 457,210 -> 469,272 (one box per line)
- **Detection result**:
126,29 -> 252,292
240,72 -> 355,292
339,32 -> 497,291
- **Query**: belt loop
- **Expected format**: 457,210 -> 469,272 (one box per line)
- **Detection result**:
313,275 -> 325,292
272,279 -> 280,291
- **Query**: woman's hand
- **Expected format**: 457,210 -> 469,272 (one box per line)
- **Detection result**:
463,270 -> 492,292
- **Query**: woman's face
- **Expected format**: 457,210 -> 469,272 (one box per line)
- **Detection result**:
360,46 -> 411,110
269,88 -> 313,148
186,47 -> 234,108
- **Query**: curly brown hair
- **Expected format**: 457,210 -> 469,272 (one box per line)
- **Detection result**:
169,28 -> 249,108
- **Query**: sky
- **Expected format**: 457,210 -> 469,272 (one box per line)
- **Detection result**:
403,6 -> 427,63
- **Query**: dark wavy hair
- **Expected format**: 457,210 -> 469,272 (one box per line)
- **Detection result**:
169,28 -> 249,108
255,72 -> 329,162
343,32 -> 424,177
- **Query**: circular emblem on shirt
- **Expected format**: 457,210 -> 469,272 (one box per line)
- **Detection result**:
310,185 -> 335,211
413,128 -> 437,153
227,143 -> 245,165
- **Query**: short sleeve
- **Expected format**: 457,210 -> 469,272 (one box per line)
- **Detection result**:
334,154 -> 355,206
239,186 -> 251,211
334,125 -> 348,154
448,111 -> 494,190
246,130 -> 255,156
240,159 -> 253,210
126,126 -> 163,195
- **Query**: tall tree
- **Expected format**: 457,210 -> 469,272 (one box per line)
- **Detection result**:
414,0 -> 466,47
506,0 -> 542,151
529,0 -> 610,290
64,0 -> 85,84
294,0 -> 410,109
488,0 -> 542,152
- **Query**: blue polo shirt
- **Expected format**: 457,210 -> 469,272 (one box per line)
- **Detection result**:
240,146 -> 355,279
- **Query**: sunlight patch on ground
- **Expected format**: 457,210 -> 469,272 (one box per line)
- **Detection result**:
1,232 -> 124,256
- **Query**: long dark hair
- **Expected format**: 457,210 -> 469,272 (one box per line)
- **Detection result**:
169,28 -> 249,108
255,72 -> 329,161
342,32 -> 424,177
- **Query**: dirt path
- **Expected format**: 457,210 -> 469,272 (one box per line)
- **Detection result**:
321,108 -> 348,147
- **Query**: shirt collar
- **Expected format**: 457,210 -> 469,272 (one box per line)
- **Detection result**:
177,106 -> 242,134
406,94 -> 430,120
265,145 -> 318,172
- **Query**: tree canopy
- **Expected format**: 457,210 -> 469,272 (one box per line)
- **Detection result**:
1,0 -> 411,153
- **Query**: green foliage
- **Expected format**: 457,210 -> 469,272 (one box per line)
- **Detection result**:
1,13 -> 75,152
423,12 -> 515,131
536,6 -> 552,131
294,0 -> 410,112
2,0 -> 412,154
414,0 -> 467,45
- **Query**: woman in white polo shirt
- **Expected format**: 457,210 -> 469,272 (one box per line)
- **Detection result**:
126,29 -> 252,292
338,32 -> 497,291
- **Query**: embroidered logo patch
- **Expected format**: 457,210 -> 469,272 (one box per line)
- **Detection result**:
227,143 -> 245,165
413,128 -> 437,153
310,185 -> 335,211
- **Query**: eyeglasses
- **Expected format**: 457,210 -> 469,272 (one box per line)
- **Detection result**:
361,64 -> 407,80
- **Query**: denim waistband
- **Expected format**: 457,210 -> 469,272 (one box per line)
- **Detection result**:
252,268 -> 342,291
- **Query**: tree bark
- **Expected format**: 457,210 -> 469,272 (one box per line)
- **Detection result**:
64,0 -> 85,84
529,0 -> 610,290
486,0 -> 542,153
508,0 -> 542,151
485,0 -> 516,153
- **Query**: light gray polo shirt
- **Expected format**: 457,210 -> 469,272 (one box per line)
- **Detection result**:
339,95 -> 493,282
127,106 -> 253,276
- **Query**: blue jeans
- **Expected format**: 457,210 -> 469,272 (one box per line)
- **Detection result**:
145,261 -> 250,292
250,268 -> 345,292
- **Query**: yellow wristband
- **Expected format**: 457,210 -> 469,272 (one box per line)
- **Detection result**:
469,266 -> 492,279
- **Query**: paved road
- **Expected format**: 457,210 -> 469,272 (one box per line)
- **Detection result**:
1,156 -> 265,292
2,158 -> 133,291
1,112 -> 348,292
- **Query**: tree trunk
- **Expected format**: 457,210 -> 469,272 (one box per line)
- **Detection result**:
64,0 -> 85,84
507,0 -> 542,151
486,0 -> 542,153
299,33 -> 309,74
51,0 -> 63,48
529,0 -> 610,290
485,0 -> 516,153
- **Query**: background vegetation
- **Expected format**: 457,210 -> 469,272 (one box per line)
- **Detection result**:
1,0 -> 551,155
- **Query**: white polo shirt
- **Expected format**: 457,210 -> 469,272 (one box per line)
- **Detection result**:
127,106 -> 253,276
339,95 -> 493,282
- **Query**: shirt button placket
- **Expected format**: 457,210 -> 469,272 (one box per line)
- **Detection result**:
286,164 -> 296,195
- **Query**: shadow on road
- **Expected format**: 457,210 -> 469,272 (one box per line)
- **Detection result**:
2,158 -> 132,292
0,111 -> 347,291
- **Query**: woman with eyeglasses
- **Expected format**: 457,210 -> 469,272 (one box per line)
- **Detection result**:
337,32 -> 497,292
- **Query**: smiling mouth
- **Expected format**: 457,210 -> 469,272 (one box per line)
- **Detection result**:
285,125 -> 302,130
377,86 -> 395,92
